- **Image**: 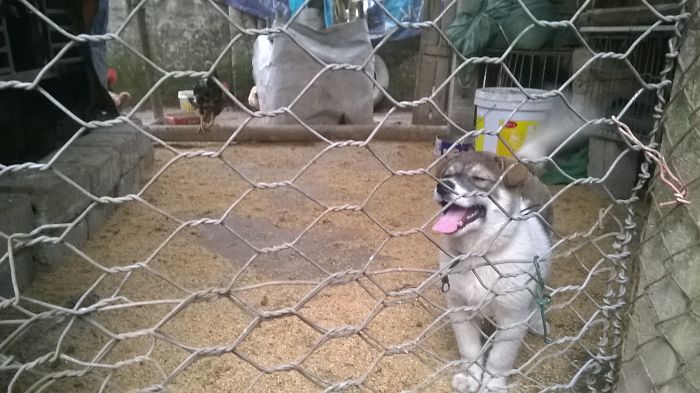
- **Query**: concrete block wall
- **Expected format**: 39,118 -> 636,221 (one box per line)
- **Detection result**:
0,124 -> 153,297
615,2 -> 700,392
0,194 -> 35,296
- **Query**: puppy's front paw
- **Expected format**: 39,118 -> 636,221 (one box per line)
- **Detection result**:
482,375 -> 508,393
452,363 -> 483,393
452,373 -> 478,393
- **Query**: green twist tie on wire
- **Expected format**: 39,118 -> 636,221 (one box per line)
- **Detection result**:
533,256 -> 552,344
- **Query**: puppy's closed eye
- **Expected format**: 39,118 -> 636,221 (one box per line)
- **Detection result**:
470,175 -> 490,183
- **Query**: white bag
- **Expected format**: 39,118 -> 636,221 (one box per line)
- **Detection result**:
254,10 -> 375,125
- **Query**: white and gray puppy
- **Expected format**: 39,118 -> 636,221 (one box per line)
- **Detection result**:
432,151 -> 553,393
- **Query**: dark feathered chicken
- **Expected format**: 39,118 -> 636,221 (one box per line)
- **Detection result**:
189,63 -> 226,134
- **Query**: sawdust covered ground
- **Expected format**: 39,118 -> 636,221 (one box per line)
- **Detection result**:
2,141 -> 621,392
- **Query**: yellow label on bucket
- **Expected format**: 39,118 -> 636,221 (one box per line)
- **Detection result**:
180,99 -> 195,113
475,115 -> 486,152
475,116 -> 538,158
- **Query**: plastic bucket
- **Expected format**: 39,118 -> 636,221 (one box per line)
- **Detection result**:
474,87 -> 554,157
178,90 -> 195,113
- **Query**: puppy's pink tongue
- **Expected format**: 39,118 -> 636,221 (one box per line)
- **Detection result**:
432,206 -> 467,234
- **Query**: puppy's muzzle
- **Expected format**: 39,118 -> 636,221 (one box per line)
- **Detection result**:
436,179 -> 456,198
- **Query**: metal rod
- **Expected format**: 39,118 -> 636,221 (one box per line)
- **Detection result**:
540,54 -> 546,89
579,25 -> 676,33
528,53 -> 534,88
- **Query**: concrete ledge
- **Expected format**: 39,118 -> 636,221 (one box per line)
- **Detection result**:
86,203 -> 115,240
71,130 -> 141,175
34,220 -> 88,265
0,168 -> 92,226
49,146 -> 121,197
0,194 -> 34,297
0,125 -> 153,296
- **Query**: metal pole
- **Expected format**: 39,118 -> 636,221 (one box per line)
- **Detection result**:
126,0 -> 164,122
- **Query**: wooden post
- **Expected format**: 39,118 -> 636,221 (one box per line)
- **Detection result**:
411,0 -> 455,125
445,0 -> 475,131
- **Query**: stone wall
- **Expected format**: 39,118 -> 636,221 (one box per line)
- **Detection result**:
107,1 -> 418,107
108,0 -> 236,105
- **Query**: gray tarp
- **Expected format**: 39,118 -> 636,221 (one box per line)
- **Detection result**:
255,11 -> 375,125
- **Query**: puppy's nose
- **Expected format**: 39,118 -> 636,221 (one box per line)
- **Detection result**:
437,179 -> 455,196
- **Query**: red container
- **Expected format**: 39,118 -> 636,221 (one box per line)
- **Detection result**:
165,111 -> 200,125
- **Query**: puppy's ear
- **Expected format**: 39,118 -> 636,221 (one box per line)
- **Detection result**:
433,155 -> 451,178
433,149 -> 462,178
497,156 -> 530,187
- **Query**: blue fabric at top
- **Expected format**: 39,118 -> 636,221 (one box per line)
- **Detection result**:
367,0 -> 424,41
224,0 -> 425,41
224,0 -> 285,19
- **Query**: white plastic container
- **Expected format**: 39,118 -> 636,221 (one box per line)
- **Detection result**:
178,90 -> 195,113
474,87 -> 554,157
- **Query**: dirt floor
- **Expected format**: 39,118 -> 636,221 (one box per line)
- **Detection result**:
0,141 -> 626,392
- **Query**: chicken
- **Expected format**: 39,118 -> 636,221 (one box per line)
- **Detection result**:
106,68 -> 131,111
189,62 -> 226,134
109,91 -> 131,111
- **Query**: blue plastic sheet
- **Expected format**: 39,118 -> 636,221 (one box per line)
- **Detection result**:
224,0 -> 285,20
367,0 -> 424,41
225,0 -> 424,41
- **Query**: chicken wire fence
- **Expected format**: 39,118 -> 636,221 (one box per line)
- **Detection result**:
0,0 -> 694,392
615,3 -> 700,391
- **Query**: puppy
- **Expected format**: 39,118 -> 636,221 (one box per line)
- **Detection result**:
432,151 -> 553,393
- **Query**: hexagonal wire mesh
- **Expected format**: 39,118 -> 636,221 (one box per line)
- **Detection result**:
615,1 -> 700,392
0,0 -> 693,392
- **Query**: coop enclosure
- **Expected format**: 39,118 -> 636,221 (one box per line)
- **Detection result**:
0,0 -> 693,392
